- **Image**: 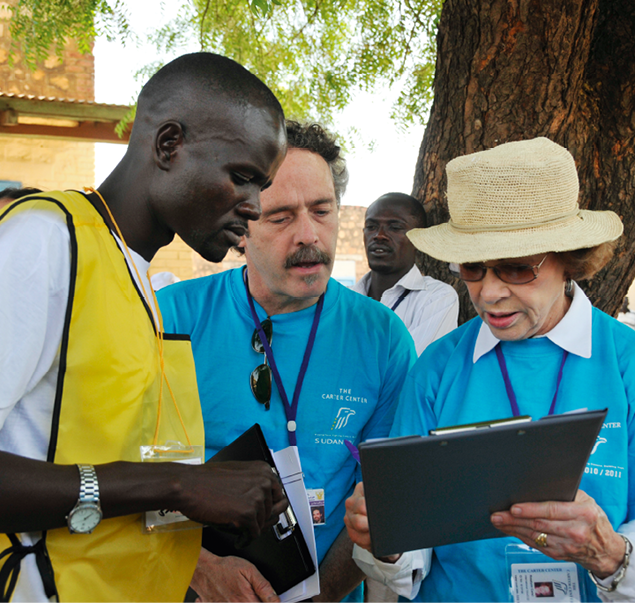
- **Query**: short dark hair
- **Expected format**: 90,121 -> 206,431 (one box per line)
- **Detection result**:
0,186 -> 42,200
138,52 -> 283,115
370,192 -> 426,228
286,121 -> 348,206
555,241 -> 617,280
130,53 -> 285,150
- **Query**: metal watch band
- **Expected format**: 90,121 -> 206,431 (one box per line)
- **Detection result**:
589,534 -> 632,593
77,464 -> 100,503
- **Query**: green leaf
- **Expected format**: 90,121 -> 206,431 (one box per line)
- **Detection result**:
5,0 -> 445,131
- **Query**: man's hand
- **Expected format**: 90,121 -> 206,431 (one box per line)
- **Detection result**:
178,460 -> 288,540
491,489 -> 626,578
344,482 -> 372,551
190,548 -> 279,602
0,454 -> 286,536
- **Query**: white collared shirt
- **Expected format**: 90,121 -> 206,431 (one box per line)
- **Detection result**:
473,281 -> 592,363
352,266 -> 459,355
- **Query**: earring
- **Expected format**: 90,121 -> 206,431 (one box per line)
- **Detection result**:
565,278 -> 574,297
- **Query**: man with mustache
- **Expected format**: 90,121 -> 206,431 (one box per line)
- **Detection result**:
158,121 -> 415,602
352,193 -> 459,356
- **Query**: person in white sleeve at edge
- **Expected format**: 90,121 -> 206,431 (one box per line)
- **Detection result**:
0,53 -> 288,603
344,137 -> 635,602
351,192 -> 459,356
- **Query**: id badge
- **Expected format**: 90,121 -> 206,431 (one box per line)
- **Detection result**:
140,441 -> 205,533
307,488 -> 325,526
506,544 -> 586,602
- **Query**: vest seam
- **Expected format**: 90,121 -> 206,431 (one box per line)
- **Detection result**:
43,200 -> 77,465
163,333 -> 191,341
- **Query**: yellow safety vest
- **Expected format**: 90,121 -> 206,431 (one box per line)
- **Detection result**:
0,191 -> 203,602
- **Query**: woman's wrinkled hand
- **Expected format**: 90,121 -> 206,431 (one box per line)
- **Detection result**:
491,489 -> 626,578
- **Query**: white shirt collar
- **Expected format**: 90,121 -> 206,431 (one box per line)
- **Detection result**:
397,265 -> 427,291
353,265 -> 424,295
473,281 -> 592,363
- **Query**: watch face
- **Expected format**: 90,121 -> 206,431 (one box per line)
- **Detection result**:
69,504 -> 102,533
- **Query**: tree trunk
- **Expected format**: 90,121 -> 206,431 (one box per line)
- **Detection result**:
412,0 -> 635,323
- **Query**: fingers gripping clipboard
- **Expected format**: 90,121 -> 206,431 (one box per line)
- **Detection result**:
358,409 -> 607,558
201,424 -> 316,595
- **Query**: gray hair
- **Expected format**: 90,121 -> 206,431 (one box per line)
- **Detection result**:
286,120 -> 348,206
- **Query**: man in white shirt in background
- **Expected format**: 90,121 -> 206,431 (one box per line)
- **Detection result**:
351,192 -> 457,602
352,193 -> 459,355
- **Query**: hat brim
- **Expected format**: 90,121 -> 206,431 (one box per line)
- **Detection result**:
407,210 -> 623,263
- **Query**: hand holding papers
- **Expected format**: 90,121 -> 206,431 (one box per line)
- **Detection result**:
201,425 -> 318,601
272,446 -> 320,602
358,409 -> 607,558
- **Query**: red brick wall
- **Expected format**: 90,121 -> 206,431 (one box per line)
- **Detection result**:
0,4 -> 94,99
0,3 -> 95,190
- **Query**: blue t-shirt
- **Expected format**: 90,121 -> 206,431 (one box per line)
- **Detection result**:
391,310 -> 635,602
158,268 -> 415,572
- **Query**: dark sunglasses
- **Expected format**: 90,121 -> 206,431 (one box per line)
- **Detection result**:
250,318 -> 273,410
448,254 -> 549,285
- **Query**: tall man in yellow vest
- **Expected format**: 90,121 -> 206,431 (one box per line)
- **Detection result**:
0,53 -> 288,602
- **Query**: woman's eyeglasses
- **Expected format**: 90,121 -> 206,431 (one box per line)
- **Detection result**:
250,318 -> 273,410
448,254 -> 549,285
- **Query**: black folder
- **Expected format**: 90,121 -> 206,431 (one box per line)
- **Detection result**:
359,409 -> 607,558
201,424 -> 316,594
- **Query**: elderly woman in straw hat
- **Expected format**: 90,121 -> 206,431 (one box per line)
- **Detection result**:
344,138 -> 635,602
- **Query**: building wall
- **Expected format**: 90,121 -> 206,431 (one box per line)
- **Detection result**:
0,136 -> 95,190
150,235 -> 197,282
149,205 -> 370,286
0,21 -> 95,99
335,205 -> 369,283
0,5 -> 95,189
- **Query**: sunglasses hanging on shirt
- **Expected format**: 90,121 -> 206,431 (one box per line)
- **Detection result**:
250,318 -> 273,410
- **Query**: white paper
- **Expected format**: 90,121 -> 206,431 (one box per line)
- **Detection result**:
272,445 -> 320,602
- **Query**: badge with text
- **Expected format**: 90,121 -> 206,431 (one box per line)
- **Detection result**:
511,562 -> 581,602
307,488 -> 325,526
140,442 -> 204,533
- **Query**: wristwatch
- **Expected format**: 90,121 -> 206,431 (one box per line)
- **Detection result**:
66,464 -> 103,534
589,534 -> 632,592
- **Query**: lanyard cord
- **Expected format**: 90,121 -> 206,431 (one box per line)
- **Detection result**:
244,270 -> 324,447
390,289 -> 410,312
83,187 -> 191,448
495,344 -> 568,417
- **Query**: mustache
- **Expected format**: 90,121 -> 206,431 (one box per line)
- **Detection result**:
284,246 -> 332,268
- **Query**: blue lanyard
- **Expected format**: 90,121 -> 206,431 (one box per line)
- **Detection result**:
390,289 -> 410,312
495,344 -> 568,417
244,272 -> 324,446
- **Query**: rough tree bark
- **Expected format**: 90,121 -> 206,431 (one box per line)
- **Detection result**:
412,0 -> 635,323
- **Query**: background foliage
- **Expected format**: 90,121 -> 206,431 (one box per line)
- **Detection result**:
7,0 -> 442,129
7,0 -> 130,67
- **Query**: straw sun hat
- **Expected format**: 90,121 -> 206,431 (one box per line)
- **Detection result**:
407,137 -> 623,264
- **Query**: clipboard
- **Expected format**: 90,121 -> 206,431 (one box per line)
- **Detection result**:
359,408 -> 607,557
201,424 -> 316,594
